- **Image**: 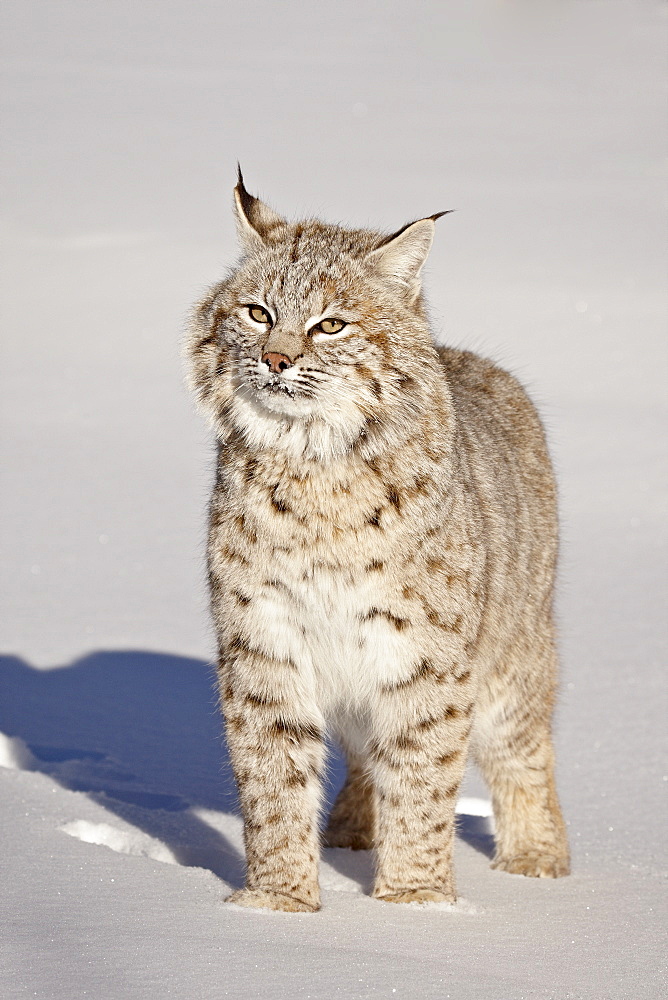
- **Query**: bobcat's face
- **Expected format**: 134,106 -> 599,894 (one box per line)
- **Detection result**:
221,246 -> 393,421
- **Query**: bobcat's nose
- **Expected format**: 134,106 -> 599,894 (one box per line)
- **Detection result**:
262,352 -> 293,374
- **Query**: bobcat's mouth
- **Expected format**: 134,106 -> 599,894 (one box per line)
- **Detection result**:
252,376 -> 317,408
260,377 -> 300,396
238,374 -> 318,417
233,358 -> 326,416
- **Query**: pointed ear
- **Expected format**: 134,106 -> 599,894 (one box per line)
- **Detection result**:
367,212 -> 451,297
233,167 -> 286,252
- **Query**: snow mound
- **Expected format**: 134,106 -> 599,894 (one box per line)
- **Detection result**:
60,820 -> 178,865
456,797 -> 493,820
0,732 -> 37,770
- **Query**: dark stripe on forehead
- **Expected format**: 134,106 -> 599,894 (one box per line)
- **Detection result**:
290,226 -> 304,264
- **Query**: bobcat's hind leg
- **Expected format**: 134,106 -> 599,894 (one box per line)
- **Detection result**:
473,643 -> 570,879
481,734 -> 569,878
324,749 -> 376,850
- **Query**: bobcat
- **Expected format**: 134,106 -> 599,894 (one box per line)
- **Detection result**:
185,171 -> 569,912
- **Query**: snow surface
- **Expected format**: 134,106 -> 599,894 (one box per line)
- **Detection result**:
1,1 -> 666,998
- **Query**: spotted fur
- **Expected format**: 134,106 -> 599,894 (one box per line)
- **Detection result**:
185,174 -> 569,912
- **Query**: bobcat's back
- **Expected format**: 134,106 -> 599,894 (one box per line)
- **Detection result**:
437,345 -> 558,661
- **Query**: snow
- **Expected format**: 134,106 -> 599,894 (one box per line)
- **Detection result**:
0,733 -> 37,771
1,1 -> 666,998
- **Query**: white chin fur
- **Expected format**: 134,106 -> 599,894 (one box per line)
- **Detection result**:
245,385 -> 316,417
229,384 -> 367,462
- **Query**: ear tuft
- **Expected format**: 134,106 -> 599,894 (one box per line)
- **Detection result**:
233,168 -> 286,251
367,212 -> 452,295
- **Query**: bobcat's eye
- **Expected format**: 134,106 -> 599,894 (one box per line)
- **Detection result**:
248,305 -> 271,325
315,318 -> 346,335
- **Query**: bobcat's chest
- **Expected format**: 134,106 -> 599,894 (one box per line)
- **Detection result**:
237,540 -> 418,714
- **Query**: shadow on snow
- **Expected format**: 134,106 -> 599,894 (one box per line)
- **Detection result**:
0,649 -> 493,890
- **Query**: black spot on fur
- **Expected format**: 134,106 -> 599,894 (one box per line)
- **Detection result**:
386,486 -> 402,510
270,718 -> 322,743
367,507 -> 383,528
270,484 -> 290,513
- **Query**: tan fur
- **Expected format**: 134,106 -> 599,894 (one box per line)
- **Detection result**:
185,174 -> 569,912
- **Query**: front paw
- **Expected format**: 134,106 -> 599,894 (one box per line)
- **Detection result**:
374,888 -> 455,905
227,888 -> 320,912
491,852 -> 570,878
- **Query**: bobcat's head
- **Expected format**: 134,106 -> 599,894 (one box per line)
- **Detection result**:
188,171 -> 449,459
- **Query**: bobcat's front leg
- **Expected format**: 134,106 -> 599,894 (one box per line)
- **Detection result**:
370,658 -> 473,904
220,657 -> 325,913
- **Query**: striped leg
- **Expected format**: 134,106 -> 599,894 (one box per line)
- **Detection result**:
369,659 -> 473,904
474,642 -> 569,878
220,658 -> 326,912
476,728 -> 569,878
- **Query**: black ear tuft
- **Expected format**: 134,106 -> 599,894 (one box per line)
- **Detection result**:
235,165 -> 257,220
232,169 -> 286,249
374,211 -> 453,251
